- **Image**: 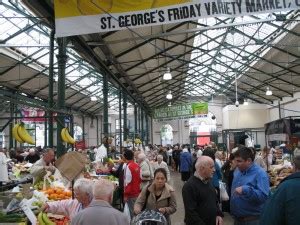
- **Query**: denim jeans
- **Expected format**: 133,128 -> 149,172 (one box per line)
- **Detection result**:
234,219 -> 259,225
126,197 -> 137,219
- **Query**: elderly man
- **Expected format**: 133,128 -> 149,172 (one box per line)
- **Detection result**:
260,155 -> 300,225
42,178 -> 93,221
231,146 -> 269,225
72,179 -> 129,225
30,148 -> 55,183
153,154 -> 170,181
137,152 -> 153,189
182,156 -> 223,225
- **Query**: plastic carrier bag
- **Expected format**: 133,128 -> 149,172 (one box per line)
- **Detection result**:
124,202 -> 131,224
219,181 -> 229,201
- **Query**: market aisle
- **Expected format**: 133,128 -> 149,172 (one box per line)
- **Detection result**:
169,170 -> 234,225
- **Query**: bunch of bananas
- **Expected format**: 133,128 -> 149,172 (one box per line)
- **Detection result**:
61,127 -> 75,144
12,123 -> 35,145
134,138 -> 142,145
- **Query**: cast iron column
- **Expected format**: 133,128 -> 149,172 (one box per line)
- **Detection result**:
44,113 -> 47,147
123,93 -> 128,142
141,108 -> 144,143
70,114 -> 74,150
56,37 -> 68,157
48,30 -> 55,148
9,102 -> 14,149
145,114 -> 149,145
138,107 -> 141,137
102,73 -> 109,150
82,115 -> 85,142
96,116 -> 99,146
118,89 -> 122,150
134,104 -> 137,145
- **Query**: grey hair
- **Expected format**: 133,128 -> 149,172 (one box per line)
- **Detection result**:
93,179 -> 115,200
138,152 -> 146,161
195,156 -> 213,169
74,178 -> 93,198
157,155 -> 163,160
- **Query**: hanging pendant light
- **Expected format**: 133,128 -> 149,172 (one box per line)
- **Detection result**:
163,68 -> 172,80
235,72 -> 239,107
91,96 -> 97,101
266,87 -> 272,96
168,102 -> 172,107
166,91 -> 172,99
243,99 -> 249,105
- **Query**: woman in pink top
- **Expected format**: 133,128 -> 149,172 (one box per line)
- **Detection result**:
42,178 -> 93,221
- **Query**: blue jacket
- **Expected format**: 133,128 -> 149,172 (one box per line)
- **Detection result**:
212,162 -> 222,188
230,163 -> 269,218
180,150 -> 192,172
260,172 -> 300,225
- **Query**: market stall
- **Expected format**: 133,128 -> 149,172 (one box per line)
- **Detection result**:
0,151 -> 121,225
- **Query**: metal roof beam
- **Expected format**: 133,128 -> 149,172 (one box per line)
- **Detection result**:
115,22 -> 190,59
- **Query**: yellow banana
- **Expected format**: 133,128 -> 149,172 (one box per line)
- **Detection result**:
17,123 -> 35,145
38,212 -> 45,225
64,128 -> 76,144
12,124 -> 24,143
61,128 -> 69,143
42,212 -> 55,225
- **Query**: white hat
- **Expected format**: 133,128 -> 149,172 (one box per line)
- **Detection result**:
29,148 -> 35,153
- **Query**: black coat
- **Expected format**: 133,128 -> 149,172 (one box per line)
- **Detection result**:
182,176 -> 223,225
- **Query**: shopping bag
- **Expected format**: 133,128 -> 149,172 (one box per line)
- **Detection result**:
219,181 -> 229,201
124,202 -> 131,223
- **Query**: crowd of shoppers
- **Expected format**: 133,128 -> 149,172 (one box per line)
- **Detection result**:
22,140 -> 299,225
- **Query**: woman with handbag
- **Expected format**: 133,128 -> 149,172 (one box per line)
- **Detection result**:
133,168 -> 177,224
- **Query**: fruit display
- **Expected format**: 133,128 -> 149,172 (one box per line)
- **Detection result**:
34,177 -> 53,191
12,122 -> 35,145
0,212 -> 26,223
95,167 -> 111,175
43,188 -> 72,201
60,128 -> 76,144
134,138 -> 142,144
269,167 -> 293,187
46,213 -> 70,225
107,175 -> 118,182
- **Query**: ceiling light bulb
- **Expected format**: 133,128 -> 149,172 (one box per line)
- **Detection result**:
266,87 -> 272,96
235,100 -> 239,107
243,99 -> 249,105
168,102 -> 172,107
91,96 -> 97,101
166,91 -> 172,100
163,68 -> 172,80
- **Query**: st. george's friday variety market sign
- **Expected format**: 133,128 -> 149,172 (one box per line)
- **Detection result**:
54,0 -> 299,37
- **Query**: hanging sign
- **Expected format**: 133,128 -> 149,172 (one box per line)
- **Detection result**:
54,0 -> 299,37
21,108 -> 57,122
153,102 -> 208,120
21,108 -> 46,122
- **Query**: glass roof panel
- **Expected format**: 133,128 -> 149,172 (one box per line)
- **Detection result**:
0,1 -> 122,112
186,12 -> 289,97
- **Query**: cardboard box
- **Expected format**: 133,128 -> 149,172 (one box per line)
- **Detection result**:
55,152 -> 88,181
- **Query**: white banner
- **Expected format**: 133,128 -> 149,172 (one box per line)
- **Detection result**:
55,0 -> 300,37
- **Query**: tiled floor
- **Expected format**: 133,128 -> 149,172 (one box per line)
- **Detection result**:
169,170 -> 234,225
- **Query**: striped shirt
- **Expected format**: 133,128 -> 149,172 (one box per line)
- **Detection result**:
47,199 -> 83,220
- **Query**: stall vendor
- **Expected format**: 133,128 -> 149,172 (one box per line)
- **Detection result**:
30,148 -> 55,183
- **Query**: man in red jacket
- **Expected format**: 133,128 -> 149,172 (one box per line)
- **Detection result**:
123,149 -> 141,219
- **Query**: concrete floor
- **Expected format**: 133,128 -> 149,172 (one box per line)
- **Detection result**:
169,170 -> 234,225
